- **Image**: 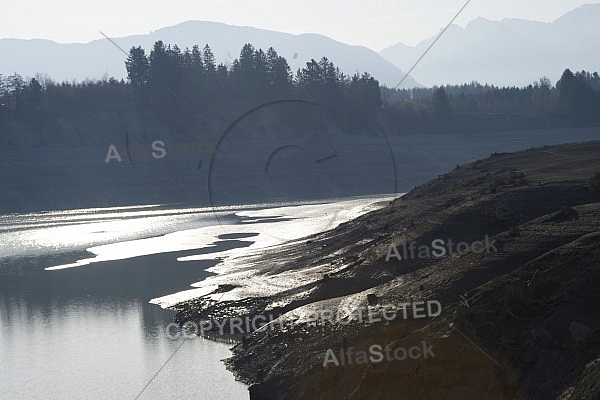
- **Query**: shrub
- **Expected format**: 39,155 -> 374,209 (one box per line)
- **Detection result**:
589,172 -> 600,193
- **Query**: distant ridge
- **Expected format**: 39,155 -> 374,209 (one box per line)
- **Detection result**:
380,3 -> 600,86
0,21 -> 419,88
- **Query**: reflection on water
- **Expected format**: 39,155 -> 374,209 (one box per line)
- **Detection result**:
0,204 -> 220,260
0,199 -> 391,399
0,207 -> 251,399
0,296 -> 249,399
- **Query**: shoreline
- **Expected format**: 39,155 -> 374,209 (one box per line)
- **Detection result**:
1,194 -> 397,399
0,246 -> 250,399
170,141 -> 600,399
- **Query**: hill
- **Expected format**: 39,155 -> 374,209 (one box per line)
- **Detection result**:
0,21 -> 419,88
170,141 -> 600,399
380,4 -> 600,87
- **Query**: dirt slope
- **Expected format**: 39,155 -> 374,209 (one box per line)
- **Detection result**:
173,141 -> 600,399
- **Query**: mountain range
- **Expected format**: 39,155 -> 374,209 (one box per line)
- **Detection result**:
0,22 -> 418,88
380,3 -> 600,87
1,4 -> 599,89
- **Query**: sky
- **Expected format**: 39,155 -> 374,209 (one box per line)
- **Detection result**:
0,0 -> 595,51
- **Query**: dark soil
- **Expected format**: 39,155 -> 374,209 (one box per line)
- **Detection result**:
172,141 -> 600,399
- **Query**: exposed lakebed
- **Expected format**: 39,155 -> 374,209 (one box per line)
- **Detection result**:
0,197 -> 390,399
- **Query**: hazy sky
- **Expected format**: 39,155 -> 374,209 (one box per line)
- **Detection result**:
1,0 -> 595,50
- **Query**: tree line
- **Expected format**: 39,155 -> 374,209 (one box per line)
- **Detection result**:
123,41 -> 381,120
382,70 -> 600,132
1,40 -> 599,135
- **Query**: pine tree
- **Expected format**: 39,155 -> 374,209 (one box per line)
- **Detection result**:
266,47 -> 291,93
125,46 -> 150,88
432,86 -> 451,115
28,78 -> 42,105
203,44 -> 216,74
191,45 -> 204,74
239,43 -> 255,78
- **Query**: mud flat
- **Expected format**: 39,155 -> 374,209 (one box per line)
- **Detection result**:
172,141 -> 600,400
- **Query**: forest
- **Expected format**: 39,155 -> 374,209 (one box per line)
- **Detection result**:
1,41 -> 599,136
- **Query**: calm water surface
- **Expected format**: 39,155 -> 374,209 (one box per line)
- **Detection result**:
0,205 -> 249,399
0,198 -> 388,399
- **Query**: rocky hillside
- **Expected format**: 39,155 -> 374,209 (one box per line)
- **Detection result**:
172,141 -> 600,399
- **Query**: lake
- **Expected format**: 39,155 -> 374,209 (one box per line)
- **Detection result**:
0,197 -> 391,399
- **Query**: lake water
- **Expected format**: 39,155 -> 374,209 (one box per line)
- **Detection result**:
0,197 -> 392,399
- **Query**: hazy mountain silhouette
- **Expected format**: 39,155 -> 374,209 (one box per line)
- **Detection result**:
0,21 -> 419,88
380,4 -> 600,87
